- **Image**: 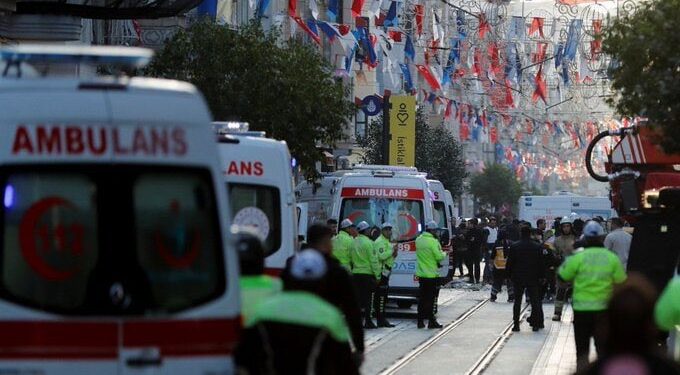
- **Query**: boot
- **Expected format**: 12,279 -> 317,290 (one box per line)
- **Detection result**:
428,320 -> 443,329
364,320 -> 377,329
378,320 -> 395,328
417,320 -> 425,329
512,322 -> 520,332
551,314 -> 562,322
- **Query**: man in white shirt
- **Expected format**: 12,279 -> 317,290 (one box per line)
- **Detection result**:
484,217 -> 499,284
604,217 -> 632,269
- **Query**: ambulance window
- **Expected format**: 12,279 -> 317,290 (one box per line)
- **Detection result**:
433,201 -> 447,228
134,173 -> 223,312
228,184 -> 281,256
339,198 -> 424,242
1,174 -> 98,311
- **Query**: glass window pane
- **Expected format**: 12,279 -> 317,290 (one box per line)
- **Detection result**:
1,174 -> 98,311
134,173 -> 222,312
339,198 -> 424,241
229,184 -> 281,255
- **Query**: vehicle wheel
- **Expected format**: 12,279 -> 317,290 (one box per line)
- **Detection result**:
396,301 -> 413,309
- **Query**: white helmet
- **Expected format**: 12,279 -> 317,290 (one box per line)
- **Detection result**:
560,216 -> 573,225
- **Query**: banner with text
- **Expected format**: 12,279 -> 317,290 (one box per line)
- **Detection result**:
388,95 -> 416,167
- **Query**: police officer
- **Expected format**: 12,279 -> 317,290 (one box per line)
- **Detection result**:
352,221 -> 381,329
416,221 -> 446,329
552,216 -> 576,321
332,218 -> 357,271
373,222 -> 397,328
558,221 -> 626,372
236,250 -> 359,375
237,230 -> 282,321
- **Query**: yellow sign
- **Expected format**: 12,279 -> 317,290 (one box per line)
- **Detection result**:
389,95 -> 416,167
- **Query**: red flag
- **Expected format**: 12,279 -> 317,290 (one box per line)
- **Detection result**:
532,42 -> 548,63
338,24 -> 350,35
444,100 -> 453,119
490,127 -> 498,144
352,0 -> 365,18
478,14 -> 491,39
488,43 -> 501,74
529,17 -> 545,38
504,79 -> 514,108
532,66 -> 547,104
416,65 -> 441,91
473,49 -> 482,76
460,121 -> 470,140
288,0 -> 296,16
415,5 -> 424,36
292,16 -> 321,44
480,110 -> 488,128
590,20 -> 602,60
388,30 -> 402,42
526,119 -> 534,133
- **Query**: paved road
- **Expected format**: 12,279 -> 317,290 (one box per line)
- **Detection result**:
361,284 -> 580,375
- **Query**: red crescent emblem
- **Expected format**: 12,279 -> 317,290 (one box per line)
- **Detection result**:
154,228 -> 202,269
348,211 -> 365,223
19,197 -> 78,281
397,213 -> 418,240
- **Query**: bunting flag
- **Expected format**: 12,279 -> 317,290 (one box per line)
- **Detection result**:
564,19 -> 582,61
478,14 -> 491,39
388,30 -> 401,42
415,4 -> 424,36
384,1 -> 398,27
456,11 -> 466,39
399,63 -> 414,91
309,0 -> 318,19
256,0 -> 270,17
532,42 -> 548,63
405,34 -> 415,61
504,79 -> 515,108
292,16 -> 321,44
416,64 -> 441,90
351,0 -> 365,18
288,0 -> 296,16
490,126 -> 498,144
368,0 -> 382,18
590,19 -> 602,60
532,66 -> 547,103
528,17 -> 545,38
472,48 -> 482,76
327,0 -> 338,21
356,26 -> 377,65
507,16 -> 525,40
318,22 -> 357,52
444,100 -> 453,119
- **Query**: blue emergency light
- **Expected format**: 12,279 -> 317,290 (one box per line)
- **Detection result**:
212,122 -> 266,138
0,45 -> 153,68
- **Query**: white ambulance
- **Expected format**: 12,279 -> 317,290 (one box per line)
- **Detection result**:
330,165 -> 446,305
0,46 -> 240,374
214,122 -> 297,274
427,180 -> 453,251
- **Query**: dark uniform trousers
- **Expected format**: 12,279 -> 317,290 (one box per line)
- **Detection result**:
417,277 -> 439,322
512,283 -> 543,327
353,274 -> 377,324
573,310 -> 604,372
373,275 -> 390,322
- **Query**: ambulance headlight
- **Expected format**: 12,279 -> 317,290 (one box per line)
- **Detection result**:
291,157 -> 297,168
3,185 -> 14,209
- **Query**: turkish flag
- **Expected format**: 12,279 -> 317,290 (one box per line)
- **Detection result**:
416,65 -> 441,91
288,0 -> 296,16
478,14 -> 491,39
532,66 -> 547,104
352,0 -> 365,18
415,4 -> 424,36
529,17 -> 544,38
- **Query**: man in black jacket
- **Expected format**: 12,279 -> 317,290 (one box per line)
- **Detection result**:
281,223 -> 365,362
506,225 -> 545,332
465,218 -> 484,284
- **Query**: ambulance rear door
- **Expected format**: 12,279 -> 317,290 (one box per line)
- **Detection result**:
217,135 -> 297,274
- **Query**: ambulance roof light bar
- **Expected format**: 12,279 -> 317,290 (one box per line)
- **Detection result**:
353,164 -> 419,173
212,121 -> 266,138
1,45 -> 153,77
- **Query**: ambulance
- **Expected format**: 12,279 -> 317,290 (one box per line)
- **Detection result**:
330,165 -> 447,306
0,45 -> 240,374
427,180 -> 453,251
295,172 -> 346,239
214,122 -> 297,274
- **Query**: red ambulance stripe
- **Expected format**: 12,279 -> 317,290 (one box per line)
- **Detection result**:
341,188 -> 425,200
123,318 -> 240,357
0,318 -> 240,359
0,321 -> 118,359
264,267 -> 283,276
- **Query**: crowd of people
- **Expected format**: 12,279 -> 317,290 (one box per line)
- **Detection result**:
233,214 -> 679,374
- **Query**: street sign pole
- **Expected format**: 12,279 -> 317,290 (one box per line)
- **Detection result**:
382,93 -> 391,165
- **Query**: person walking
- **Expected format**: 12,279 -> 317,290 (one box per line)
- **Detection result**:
483,217 -> 499,284
238,231 -> 283,322
416,221 -> 447,329
236,250 -> 359,375
332,218 -> 357,271
282,223 -> 366,363
506,225 -> 545,332
373,222 -> 397,328
489,230 -> 514,302
464,218 -> 484,284
552,216 -> 577,321
452,222 -> 468,277
558,221 -> 627,372
604,217 -> 632,269
352,221 -> 380,329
